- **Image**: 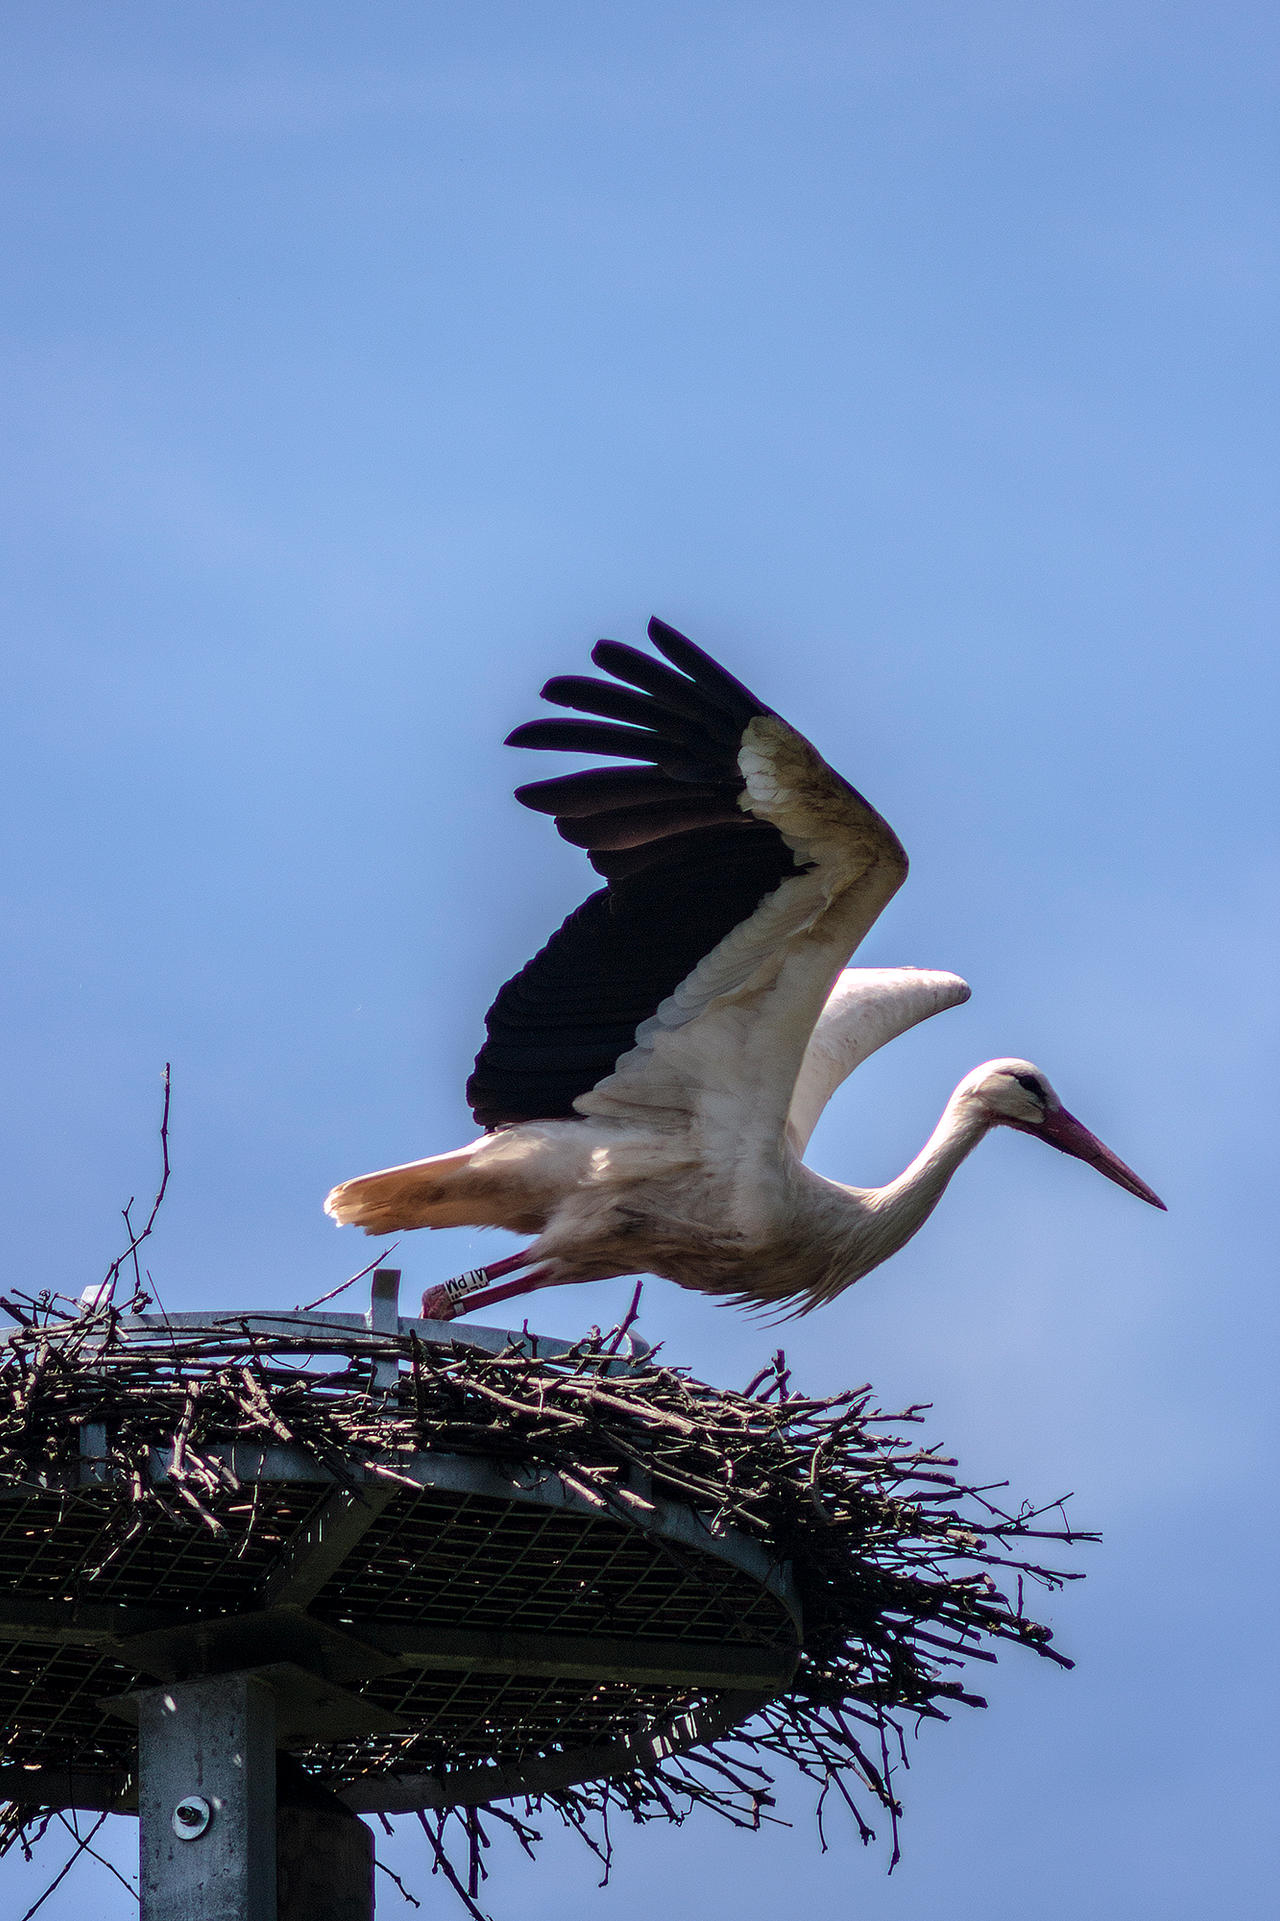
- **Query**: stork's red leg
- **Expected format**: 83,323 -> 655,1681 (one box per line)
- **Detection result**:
421,1259 -> 562,1323
467,1249 -> 534,1282
418,1244 -> 549,1321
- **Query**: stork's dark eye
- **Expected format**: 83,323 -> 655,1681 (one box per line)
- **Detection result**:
1012,1073 -> 1043,1095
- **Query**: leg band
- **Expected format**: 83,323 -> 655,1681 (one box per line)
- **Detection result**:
442,1268 -> 489,1302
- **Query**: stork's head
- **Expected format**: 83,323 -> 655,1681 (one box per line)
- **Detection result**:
962,1058 -> 1166,1208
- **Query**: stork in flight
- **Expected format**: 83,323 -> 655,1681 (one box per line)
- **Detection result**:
326,619 -> 1163,1321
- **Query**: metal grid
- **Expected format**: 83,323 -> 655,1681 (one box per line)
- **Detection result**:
0,1485 -> 329,1609
0,1294 -> 804,1806
315,1488 -> 791,1646
0,1643 -> 138,1773
0,1640 -> 709,1790
0,1459 -> 791,1791
315,1671 -> 700,1782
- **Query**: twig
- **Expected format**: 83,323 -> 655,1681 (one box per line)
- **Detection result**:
99,1065 -> 172,1307
605,1281 -> 644,1355
416,1812 -> 490,1921
302,1246 -> 401,1313
375,1856 -> 422,1907
54,1812 -> 137,1904
18,1812 -> 111,1920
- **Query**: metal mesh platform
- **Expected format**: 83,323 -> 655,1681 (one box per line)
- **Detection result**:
0,1277 -> 800,1815
0,1260 -> 1086,1921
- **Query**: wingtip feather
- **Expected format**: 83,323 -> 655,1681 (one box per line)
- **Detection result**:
646,616 -> 769,722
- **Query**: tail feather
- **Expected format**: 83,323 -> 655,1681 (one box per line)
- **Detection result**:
324,1144 -> 488,1235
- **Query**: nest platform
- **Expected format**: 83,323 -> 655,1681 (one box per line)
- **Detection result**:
0,1268 -> 1086,1905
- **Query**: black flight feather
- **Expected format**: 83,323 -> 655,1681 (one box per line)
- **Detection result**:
513,766 -> 711,817
467,621 -> 803,1129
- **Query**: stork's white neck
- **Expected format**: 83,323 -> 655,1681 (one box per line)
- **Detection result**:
876,1085 -> 991,1222
813,1086 -> 994,1290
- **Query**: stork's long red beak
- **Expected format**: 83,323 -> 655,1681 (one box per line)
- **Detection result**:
1035,1106 -> 1166,1209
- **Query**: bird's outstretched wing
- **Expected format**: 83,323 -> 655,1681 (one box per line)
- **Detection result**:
466,618 -> 908,1143
787,968 -> 971,1154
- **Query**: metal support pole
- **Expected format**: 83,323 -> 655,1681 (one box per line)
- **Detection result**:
276,1757 -> 374,1921
136,1673 -> 277,1921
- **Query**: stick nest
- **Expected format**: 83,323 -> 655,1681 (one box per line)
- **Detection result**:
0,1284 -> 1091,1911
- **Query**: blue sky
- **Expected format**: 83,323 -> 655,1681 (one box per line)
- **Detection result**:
1,5 -> 1275,1915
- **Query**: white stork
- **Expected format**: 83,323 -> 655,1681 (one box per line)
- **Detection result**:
326,619 -> 1163,1321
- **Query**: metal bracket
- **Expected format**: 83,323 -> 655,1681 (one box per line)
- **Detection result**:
78,1420 -> 108,1486
366,1268 -> 401,1390
261,1483 -> 399,1611
108,1608 -> 401,1689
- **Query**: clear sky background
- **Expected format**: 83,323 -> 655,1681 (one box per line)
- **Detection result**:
1,4 -> 1275,1916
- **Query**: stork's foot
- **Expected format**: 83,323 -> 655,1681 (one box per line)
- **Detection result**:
420,1284 -> 460,1322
